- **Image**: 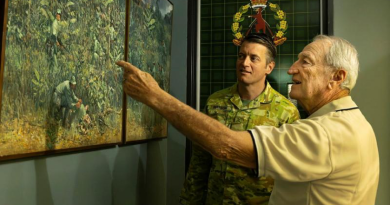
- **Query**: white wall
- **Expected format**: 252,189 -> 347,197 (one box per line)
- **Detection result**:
166,0 -> 188,204
0,144 -> 162,205
334,0 -> 390,204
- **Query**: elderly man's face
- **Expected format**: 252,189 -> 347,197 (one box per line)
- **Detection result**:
236,42 -> 274,87
288,40 -> 331,110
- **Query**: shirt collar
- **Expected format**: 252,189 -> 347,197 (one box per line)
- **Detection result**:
229,81 -> 273,109
308,96 -> 357,119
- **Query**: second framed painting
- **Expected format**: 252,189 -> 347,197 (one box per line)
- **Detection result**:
125,0 -> 173,144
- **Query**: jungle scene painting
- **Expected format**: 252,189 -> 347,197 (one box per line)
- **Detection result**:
0,0 -> 125,158
126,0 -> 173,142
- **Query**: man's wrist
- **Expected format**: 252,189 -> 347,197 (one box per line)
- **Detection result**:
147,87 -> 166,108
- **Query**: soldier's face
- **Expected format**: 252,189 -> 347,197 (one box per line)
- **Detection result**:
288,40 -> 331,109
70,83 -> 76,90
56,14 -> 61,21
236,42 -> 274,87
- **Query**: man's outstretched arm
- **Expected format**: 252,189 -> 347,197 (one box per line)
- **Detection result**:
117,61 -> 256,169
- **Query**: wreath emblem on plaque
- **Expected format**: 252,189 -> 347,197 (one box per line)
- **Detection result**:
232,0 -> 288,46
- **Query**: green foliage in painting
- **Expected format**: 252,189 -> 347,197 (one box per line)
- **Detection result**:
0,0 -> 125,154
127,0 -> 173,140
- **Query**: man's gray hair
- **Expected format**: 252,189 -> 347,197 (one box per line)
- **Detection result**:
313,35 -> 359,91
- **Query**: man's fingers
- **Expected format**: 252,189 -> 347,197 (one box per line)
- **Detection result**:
116,60 -> 139,74
116,60 -> 133,73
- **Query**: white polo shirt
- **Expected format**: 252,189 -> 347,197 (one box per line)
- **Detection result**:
250,96 -> 379,205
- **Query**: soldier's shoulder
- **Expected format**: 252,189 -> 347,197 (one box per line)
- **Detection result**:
267,88 -> 300,122
269,88 -> 297,110
207,86 -> 234,102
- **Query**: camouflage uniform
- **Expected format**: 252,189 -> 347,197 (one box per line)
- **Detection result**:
180,82 -> 300,205
51,78 -> 80,126
49,9 -> 62,72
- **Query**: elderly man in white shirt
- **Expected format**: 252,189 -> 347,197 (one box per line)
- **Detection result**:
117,35 -> 379,205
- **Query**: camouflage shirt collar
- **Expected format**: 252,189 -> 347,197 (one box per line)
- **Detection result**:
229,81 -> 274,109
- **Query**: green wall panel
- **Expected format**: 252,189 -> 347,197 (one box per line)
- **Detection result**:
200,0 -> 322,118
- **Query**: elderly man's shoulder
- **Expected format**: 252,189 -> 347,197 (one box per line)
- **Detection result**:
299,105 -> 371,133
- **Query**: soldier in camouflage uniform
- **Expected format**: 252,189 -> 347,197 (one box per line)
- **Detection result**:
48,9 -> 63,73
180,33 -> 300,205
52,76 -> 82,127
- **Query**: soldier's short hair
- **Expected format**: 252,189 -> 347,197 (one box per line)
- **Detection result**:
241,33 -> 276,65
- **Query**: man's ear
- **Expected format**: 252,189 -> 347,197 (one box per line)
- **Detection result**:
266,61 -> 275,75
328,69 -> 347,89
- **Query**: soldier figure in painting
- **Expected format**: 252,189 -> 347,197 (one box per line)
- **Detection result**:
47,9 -> 64,73
51,9 -> 61,47
52,76 -> 82,128
46,76 -> 81,149
75,104 -> 92,135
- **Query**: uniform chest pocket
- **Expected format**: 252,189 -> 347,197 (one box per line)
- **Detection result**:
207,105 -> 233,124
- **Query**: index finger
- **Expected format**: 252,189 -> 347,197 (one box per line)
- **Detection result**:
116,60 -> 139,74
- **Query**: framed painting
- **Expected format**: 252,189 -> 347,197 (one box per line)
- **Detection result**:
0,0 -> 125,160
124,0 -> 173,144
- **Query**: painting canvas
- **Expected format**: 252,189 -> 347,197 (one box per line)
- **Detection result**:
126,0 -> 173,142
0,0 -> 125,160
